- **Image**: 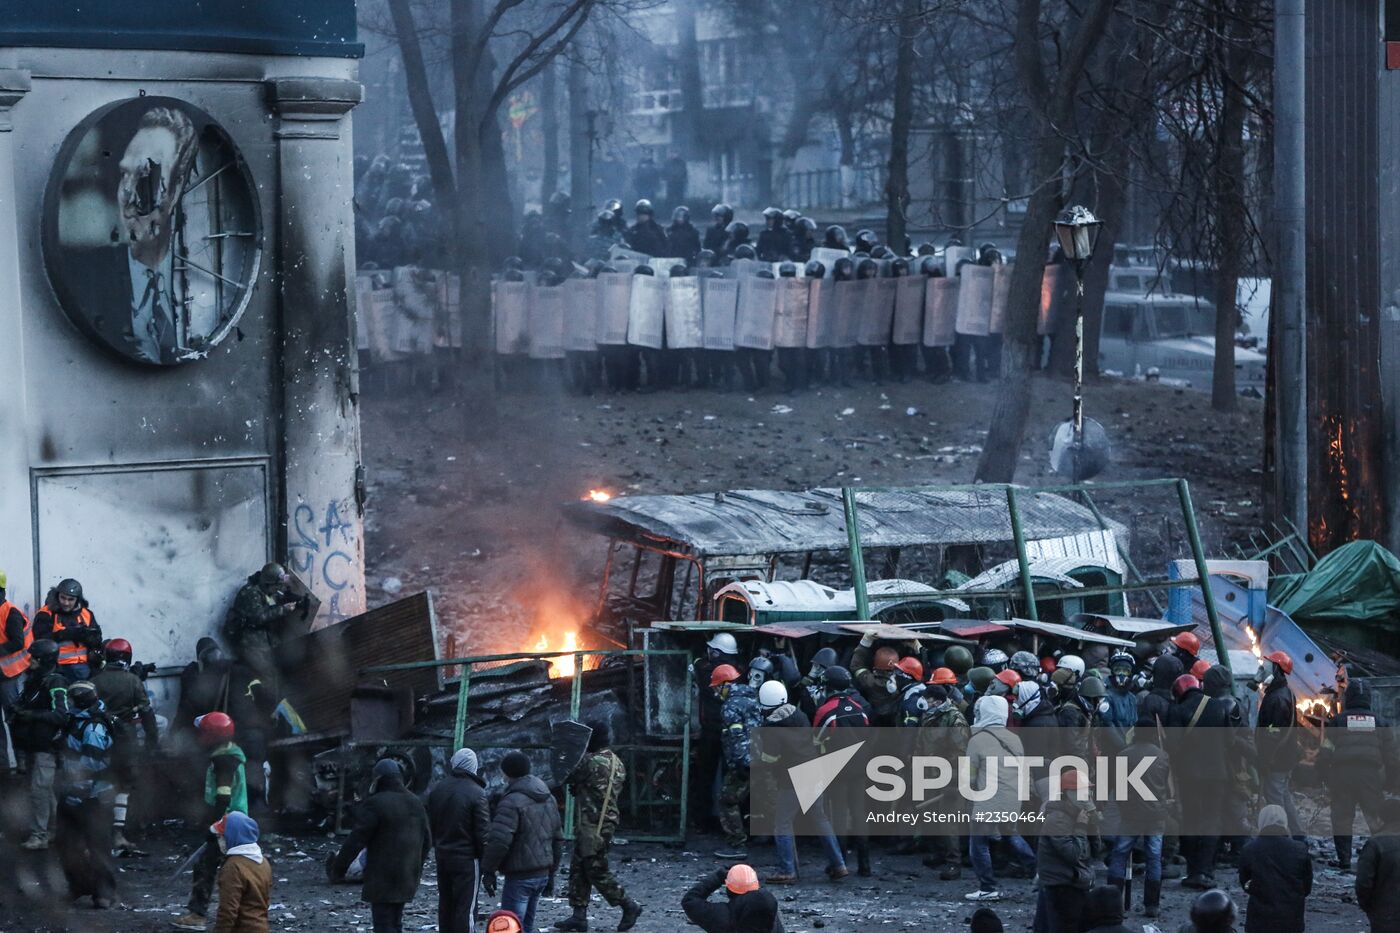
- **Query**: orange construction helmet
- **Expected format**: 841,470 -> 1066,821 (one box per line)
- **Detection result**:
725,863 -> 760,895
929,667 -> 958,685
995,669 -> 1022,689
195,711 -> 235,745
1172,673 -> 1200,700
486,911 -> 524,933
1172,631 -> 1201,655
895,656 -> 924,681
710,663 -> 742,688
1265,650 -> 1293,675
1189,659 -> 1210,680
873,647 -> 899,671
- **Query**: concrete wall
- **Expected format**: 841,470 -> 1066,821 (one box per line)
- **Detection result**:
0,47 -> 365,667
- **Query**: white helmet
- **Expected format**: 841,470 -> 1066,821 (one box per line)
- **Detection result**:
1057,655 -> 1085,679
758,681 -> 788,709
707,632 -> 739,655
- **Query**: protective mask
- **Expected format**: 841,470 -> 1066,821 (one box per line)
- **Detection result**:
1097,699 -> 1110,716
808,664 -> 823,680
884,676 -> 898,695
217,836 -> 228,854
1256,662 -> 1274,688
748,673 -> 765,691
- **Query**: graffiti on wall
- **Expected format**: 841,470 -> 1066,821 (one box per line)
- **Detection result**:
289,497 -> 358,623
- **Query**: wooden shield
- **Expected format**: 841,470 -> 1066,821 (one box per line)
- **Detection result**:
701,275 -> 739,350
528,284 -> 566,359
922,277 -> 959,347
955,264 -> 994,336
665,276 -> 704,349
773,277 -> 811,348
734,275 -> 778,350
597,273 -> 632,345
627,274 -> 666,349
892,276 -> 926,345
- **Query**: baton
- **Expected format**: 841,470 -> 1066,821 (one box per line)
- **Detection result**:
170,842 -> 207,880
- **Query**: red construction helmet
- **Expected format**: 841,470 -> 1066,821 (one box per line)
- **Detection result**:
896,657 -> 924,681
928,667 -> 958,685
1190,659 -> 1210,680
1172,674 -> 1200,700
195,711 -> 236,745
873,647 -> 900,671
1040,657 -> 1058,674
1172,631 -> 1201,655
1265,650 -> 1294,675
995,669 -> 1022,689
710,663 -> 742,688
104,638 -> 133,664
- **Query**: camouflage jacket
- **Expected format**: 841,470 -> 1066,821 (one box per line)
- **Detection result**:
916,702 -> 970,760
568,748 -> 624,837
719,683 -> 763,770
224,578 -> 290,643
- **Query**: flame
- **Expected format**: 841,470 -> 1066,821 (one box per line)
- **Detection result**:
584,489 -> 612,503
1244,624 -> 1263,660
533,630 -> 580,678
1296,695 -> 1332,722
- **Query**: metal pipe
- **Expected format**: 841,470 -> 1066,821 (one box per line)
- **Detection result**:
1178,479 -> 1232,677
1072,262 -> 1086,481
842,487 -> 871,619
1274,0 -> 1308,536
1005,486 -> 1039,621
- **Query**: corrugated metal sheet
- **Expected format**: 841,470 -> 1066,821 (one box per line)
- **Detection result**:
563,486 -> 1125,558
1305,1 -> 1386,549
285,591 -> 442,733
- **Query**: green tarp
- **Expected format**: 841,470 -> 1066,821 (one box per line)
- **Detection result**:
1270,540 -> 1400,627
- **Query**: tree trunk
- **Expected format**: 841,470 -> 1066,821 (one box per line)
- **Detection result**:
837,112 -> 857,208
1076,165 -> 1126,379
771,92 -> 820,206
885,0 -> 919,251
1210,2 -> 1253,412
567,51 -> 591,253
386,0 -> 455,207
540,58 -> 559,202
674,0 -> 705,158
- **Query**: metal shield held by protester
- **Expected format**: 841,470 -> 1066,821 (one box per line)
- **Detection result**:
805,277 -> 830,349
665,276 -> 704,349
701,275 -> 738,350
550,719 -> 594,786
989,262 -> 1013,335
1049,417 -> 1111,480
892,276 -> 925,345
597,273 -> 632,346
627,274 -> 665,349
565,277 -> 601,352
955,264 -> 993,336
734,275 -> 778,350
528,284 -> 567,359
773,277 -> 810,348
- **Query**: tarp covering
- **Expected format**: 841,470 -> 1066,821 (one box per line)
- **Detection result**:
1271,540 -> 1400,626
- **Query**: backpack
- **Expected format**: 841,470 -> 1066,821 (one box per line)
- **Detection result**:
816,692 -> 870,736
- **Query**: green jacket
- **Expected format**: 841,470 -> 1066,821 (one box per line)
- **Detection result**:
205,741 -> 249,816
567,749 -> 623,839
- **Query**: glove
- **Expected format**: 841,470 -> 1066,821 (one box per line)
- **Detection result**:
859,631 -> 877,648
481,873 -> 498,897
712,867 -> 729,886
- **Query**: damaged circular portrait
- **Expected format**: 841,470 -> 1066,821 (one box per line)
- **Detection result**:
42,96 -> 262,366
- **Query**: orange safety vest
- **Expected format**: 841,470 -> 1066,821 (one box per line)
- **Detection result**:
0,601 -> 33,678
47,607 -> 93,666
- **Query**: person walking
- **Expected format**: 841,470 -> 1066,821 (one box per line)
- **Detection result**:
1255,651 -> 1303,836
681,865 -> 783,933
13,639 -> 67,851
964,695 -> 1036,902
173,712 -> 248,930
213,811 -> 272,933
483,751 -> 562,933
1166,673 -> 1235,889
53,680 -> 117,908
1105,712 -> 1172,917
1356,796 -> 1400,932
329,758 -> 433,933
1237,805 -> 1311,933
711,664 -> 761,859
428,748 -> 491,933
1032,769 -> 1095,933
555,725 -> 642,931
91,636 -> 159,854
1320,679 -> 1393,870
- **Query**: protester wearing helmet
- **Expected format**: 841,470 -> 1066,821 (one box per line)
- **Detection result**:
1185,888 -> 1237,933
852,632 -> 912,725
916,674 -> 972,880
1102,652 -> 1140,733
34,578 -> 101,681
1255,648 -> 1303,837
1170,631 -> 1201,671
746,656 -> 776,692
53,679 -> 118,907
987,668 -> 1021,699
691,632 -> 741,836
14,639 -> 68,850
711,662 -> 762,859
1167,671 -> 1235,890
980,649 -> 1009,673
894,657 -> 929,728
812,667 -> 873,875
173,711 -> 250,930
223,563 -> 303,682
681,864 -> 782,933
1010,651 -> 1040,682
758,680 -> 849,883
92,637 -> 159,855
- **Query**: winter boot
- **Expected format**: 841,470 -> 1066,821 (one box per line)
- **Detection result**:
617,899 -> 643,932
554,908 -> 588,931
170,913 -> 206,931
1143,880 -> 1162,918
20,833 -> 48,851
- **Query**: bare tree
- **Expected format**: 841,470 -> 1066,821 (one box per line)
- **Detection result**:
885,0 -> 921,251
974,0 -> 1118,483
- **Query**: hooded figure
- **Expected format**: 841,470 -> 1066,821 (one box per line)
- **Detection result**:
1013,681 -> 1058,786
427,748 -> 490,933
1237,805 -> 1311,933
1139,654 -> 1184,727
215,811 -> 272,933
330,759 -> 433,931
1357,797 -> 1400,932
965,696 -> 1037,897
681,866 -> 784,933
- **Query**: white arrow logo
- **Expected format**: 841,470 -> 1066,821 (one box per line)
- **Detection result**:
788,741 -> 866,814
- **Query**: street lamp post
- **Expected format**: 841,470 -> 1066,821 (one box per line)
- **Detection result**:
1053,205 -> 1104,482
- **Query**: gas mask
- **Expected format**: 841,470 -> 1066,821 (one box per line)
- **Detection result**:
1097,699 -> 1110,716
1255,661 -> 1275,689
808,663 -> 825,681
883,673 -> 899,695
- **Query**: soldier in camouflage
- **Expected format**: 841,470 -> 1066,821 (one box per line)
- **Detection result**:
554,723 -> 643,932
710,663 -> 761,859
222,563 -> 303,682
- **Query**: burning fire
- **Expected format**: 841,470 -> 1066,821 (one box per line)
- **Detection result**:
1245,624 -> 1262,660
533,630 -> 580,678
584,489 -> 612,503
1247,624 -> 1331,722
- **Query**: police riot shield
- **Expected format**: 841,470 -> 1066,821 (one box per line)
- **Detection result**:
810,247 -> 848,276
773,277 -> 811,348
393,266 -> 436,355
832,279 -> 861,348
565,277 -> 601,351
734,274 -> 778,350
857,278 -> 896,346
597,273 -> 632,346
990,262 -> 1014,335
730,258 -> 760,281
651,258 -> 682,277
493,278 -> 530,355
610,259 -> 638,277
436,273 -> 462,349
701,275 -> 739,350
609,245 -> 650,264
627,274 -> 666,349
943,245 -> 977,276
891,276 -> 926,345
528,284 -> 567,359
665,276 -> 704,349
549,719 -> 594,787
363,275 -> 401,362
954,264 -> 994,336
805,277 -> 831,349
922,276 -> 959,347
1040,263 -> 1069,336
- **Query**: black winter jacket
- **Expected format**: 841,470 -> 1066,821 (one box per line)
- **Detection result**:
1165,687 -> 1232,782
427,768 -> 491,871
1256,678 -> 1300,772
1357,832 -> 1400,932
330,779 -> 433,904
1139,656 -> 1184,728
625,220 -> 670,257
1035,793 -> 1094,889
1238,831 -> 1311,933
480,775 -> 563,879
681,870 -> 785,933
